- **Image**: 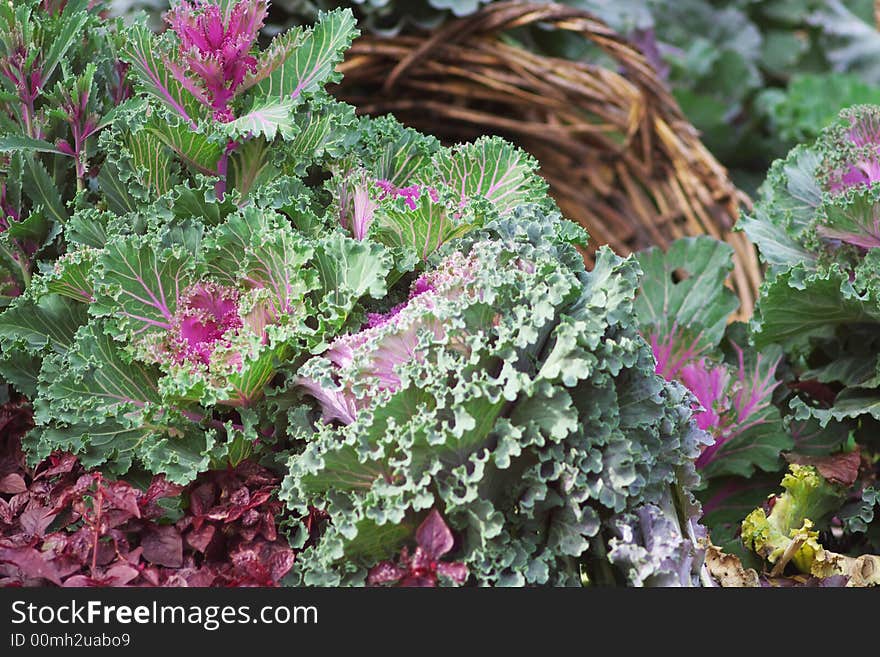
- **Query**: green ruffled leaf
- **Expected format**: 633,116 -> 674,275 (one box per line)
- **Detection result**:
121,25 -> 204,128
701,414 -> 793,480
283,215 -> 705,586
635,236 -> 739,352
93,235 -> 196,340
97,160 -> 138,216
126,129 -> 175,197
220,97 -> 297,142
752,263 -> 880,349
247,9 -> 358,102
43,321 -> 163,424
146,119 -> 221,176
203,207 -> 316,315
433,136 -> 548,215
368,117 -> 440,186
376,192 -> 473,260
0,293 -> 86,355
0,135 -> 68,156
21,154 -> 67,225
312,231 -> 391,326
44,250 -> 98,304
0,293 -> 86,395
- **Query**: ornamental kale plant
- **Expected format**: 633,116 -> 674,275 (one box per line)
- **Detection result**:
640,104 -> 880,570
0,0 -> 710,586
740,105 -> 880,451
635,237 -> 789,481
0,2 -> 367,482
632,236 -> 794,557
281,209 -> 707,587
0,0 -> 126,309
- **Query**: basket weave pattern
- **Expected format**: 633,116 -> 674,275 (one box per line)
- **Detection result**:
335,1 -> 762,317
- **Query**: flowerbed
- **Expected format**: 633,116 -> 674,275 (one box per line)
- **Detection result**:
0,0 -> 878,587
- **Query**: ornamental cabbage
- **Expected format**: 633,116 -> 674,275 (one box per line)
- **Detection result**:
281,210 -> 707,587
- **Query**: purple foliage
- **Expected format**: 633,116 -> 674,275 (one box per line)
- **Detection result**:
364,273 -> 435,329
338,176 -> 441,241
608,504 -> 699,587
0,32 -> 43,138
164,0 -> 267,122
680,358 -> 730,433
56,80 -> 100,182
111,60 -> 133,106
0,408 -> 298,587
0,182 -> 19,231
729,345 -> 781,425
847,110 -> 880,148
828,110 -> 880,193
691,344 -> 782,470
170,281 -> 244,366
827,156 -> 880,194
649,327 -> 782,470
338,172 -> 379,241
375,179 -> 439,210
648,323 -> 707,380
366,509 -> 467,587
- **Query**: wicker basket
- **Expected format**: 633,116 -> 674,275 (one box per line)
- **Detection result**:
335,1 -> 762,317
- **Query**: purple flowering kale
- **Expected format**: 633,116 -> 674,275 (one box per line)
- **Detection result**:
116,2 -> 359,198
0,1 -> 123,308
281,208 -> 706,587
649,322 -> 709,381
681,345 -> 782,472
164,0 -> 267,122
298,251 -> 476,424
826,108 -> 880,195
635,236 -> 797,560
731,103 -> 880,567
169,282 -> 245,366
635,237 -> 790,481
741,105 -> 880,421
641,107 -> 880,566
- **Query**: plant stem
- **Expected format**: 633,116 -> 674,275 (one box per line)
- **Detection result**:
21,98 -> 36,138
72,122 -> 85,192
90,479 -> 104,577
0,242 -> 30,287
214,139 -> 238,200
